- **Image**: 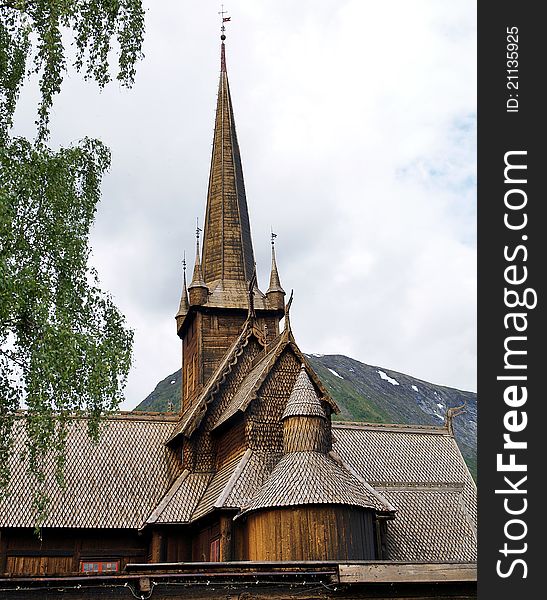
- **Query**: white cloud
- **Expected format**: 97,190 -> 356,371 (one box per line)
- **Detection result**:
12,0 -> 477,408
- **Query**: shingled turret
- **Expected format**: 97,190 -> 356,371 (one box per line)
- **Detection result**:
175,256 -> 190,330
266,235 -> 285,311
281,365 -> 330,453
188,229 -> 208,306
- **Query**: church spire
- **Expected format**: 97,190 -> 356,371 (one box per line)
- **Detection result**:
201,36 -> 256,290
175,253 -> 190,333
188,222 -> 208,305
176,253 -> 190,322
266,231 -> 285,310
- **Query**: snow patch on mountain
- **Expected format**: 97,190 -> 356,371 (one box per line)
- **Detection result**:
377,370 -> 399,386
328,368 -> 344,379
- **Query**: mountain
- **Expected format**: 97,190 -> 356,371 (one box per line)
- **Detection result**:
134,354 -> 477,479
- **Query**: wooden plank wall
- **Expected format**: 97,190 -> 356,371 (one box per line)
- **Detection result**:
1,528 -> 147,576
182,312 -> 201,411
244,506 -> 377,561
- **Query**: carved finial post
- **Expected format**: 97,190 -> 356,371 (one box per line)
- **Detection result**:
445,402 -> 466,436
283,289 -> 294,335
247,267 -> 257,319
219,3 -> 231,72
176,250 -> 190,332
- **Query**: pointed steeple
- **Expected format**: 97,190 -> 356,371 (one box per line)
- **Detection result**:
188,222 -> 208,305
201,39 -> 256,291
176,254 -> 190,321
282,365 -> 331,455
266,231 -> 285,310
282,365 -> 326,421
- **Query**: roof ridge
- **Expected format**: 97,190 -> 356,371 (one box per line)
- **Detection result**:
328,450 -> 395,514
144,470 -> 190,526
332,421 -> 450,434
212,334 -> 290,430
213,449 -> 253,509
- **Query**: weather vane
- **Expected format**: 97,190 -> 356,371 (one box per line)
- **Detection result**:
196,218 -> 202,241
219,4 -> 231,38
182,251 -> 186,272
271,228 -> 277,247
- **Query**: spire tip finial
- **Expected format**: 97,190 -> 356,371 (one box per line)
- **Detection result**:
219,5 -> 230,40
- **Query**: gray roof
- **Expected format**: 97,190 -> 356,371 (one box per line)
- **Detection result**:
332,422 -> 471,485
146,470 -> 212,525
381,487 -> 476,562
331,422 -> 477,562
238,451 -> 393,516
213,335 -> 338,431
0,407 -> 476,563
281,365 -> 326,420
0,414 -> 180,529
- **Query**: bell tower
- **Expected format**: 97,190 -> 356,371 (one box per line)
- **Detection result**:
176,35 -> 285,412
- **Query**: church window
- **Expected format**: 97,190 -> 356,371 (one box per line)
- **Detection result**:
209,537 -> 220,562
80,560 -> 120,573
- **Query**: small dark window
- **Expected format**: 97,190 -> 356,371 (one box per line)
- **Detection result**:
209,537 -> 220,562
80,560 -> 120,573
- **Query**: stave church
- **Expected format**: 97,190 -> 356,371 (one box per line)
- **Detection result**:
0,33 -> 477,599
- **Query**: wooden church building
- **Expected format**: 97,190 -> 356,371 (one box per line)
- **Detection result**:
0,37 -> 477,599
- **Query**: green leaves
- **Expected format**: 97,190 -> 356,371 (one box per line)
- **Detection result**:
0,1 -> 143,526
1,0 -> 145,140
0,137 -> 133,523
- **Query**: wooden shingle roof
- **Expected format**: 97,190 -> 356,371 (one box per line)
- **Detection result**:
167,320 -> 261,444
281,365 -> 326,420
201,42 -> 256,297
331,422 -> 477,562
237,451 -> 393,516
0,418 -> 477,562
213,332 -> 339,432
145,470 -> 212,525
0,414 -> 179,529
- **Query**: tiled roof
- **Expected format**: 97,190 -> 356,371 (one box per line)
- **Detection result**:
0,410 -> 476,564
331,422 -> 477,562
213,336 -> 285,430
146,470 -> 212,525
381,488 -> 477,562
223,451 -> 282,508
213,336 -> 339,431
238,451 -> 392,516
281,365 -> 326,420
191,453 -> 246,521
0,414 -> 180,529
332,423 -> 470,485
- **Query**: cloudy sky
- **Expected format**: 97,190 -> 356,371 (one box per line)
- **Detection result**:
14,0 -> 477,409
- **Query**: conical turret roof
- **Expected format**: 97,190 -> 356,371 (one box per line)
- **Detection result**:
176,259 -> 190,317
267,240 -> 285,295
188,232 -> 207,290
282,365 -> 326,420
